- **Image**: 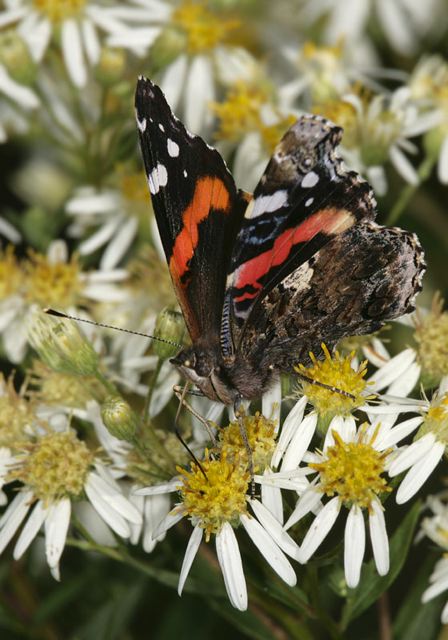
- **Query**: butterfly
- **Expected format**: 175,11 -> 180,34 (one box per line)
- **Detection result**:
135,76 -> 425,408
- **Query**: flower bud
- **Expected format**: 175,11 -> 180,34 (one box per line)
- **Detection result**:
0,31 -> 36,84
153,308 -> 185,359
95,47 -> 126,86
28,309 -> 99,376
149,27 -> 187,71
101,396 -> 139,441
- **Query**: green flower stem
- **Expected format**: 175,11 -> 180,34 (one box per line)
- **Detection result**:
386,154 -> 437,225
94,371 -> 119,396
142,357 -> 163,421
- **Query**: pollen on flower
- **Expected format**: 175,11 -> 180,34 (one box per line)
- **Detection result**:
172,1 -> 240,54
11,430 -> 93,504
0,374 -> 35,448
296,344 -> 372,418
419,393 -> 448,443
24,249 -> 82,308
218,413 -> 277,473
310,430 -> 391,509
178,452 -> 249,541
414,294 -> 448,386
0,246 -> 23,300
28,360 -> 100,409
32,0 -> 86,22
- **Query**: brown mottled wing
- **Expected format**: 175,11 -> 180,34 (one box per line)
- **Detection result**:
239,221 -> 425,371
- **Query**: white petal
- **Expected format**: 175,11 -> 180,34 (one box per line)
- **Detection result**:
143,493 -> 170,551
0,491 -> 33,554
281,412 -> 317,471
369,499 -> 389,576
45,499 -> 71,568
85,477 -> 130,537
396,442 -> 445,504
344,505 -> 365,588
375,416 -> 423,450
159,55 -> 188,112
422,573 -> 448,603
389,146 -> 419,185
271,396 -> 307,468
134,478 -> 180,496
78,217 -> 122,255
262,376 -> 281,430
152,509 -> 185,539
260,469 -> 283,524
66,190 -> 120,214
240,514 -> 296,586
389,433 -> 437,476
184,55 -> 214,133
249,500 -> 299,560
284,485 -> 322,529
0,216 -> 21,243
215,522 -> 247,611
100,216 -> 138,269
61,19 -> 87,87
368,348 -> 416,391
0,66 -> 39,110
81,18 -> 100,65
178,525 -> 203,595
323,415 -> 346,449
13,500 -> 47,559
88,471 -> 142,524
298,497 -> 341,563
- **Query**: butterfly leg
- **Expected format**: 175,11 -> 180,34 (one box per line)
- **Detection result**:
173,384 -> 218,446
173,383 -> 208,479
234,396 -> 256,497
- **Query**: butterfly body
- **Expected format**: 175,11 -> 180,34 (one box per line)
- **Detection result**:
135,77 -> 425,405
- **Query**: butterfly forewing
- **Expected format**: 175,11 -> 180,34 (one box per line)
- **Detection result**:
135,76 -> 247,342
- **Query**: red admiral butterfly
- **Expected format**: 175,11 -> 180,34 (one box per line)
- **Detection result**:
135,76 -> 425,407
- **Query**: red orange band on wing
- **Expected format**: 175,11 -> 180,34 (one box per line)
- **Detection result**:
169,176 -> 231,283
234,208 -> 354,291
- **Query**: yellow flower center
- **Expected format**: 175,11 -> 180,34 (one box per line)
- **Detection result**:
419,393 -> 448,443
218,412 -> 277,473
117,166 -> 150,220
414,296 -> 448,387
178,452 -> 249,541
310,429 -> 391,508
23,250 -> 82,308
212,82 -> 296,152
312,97 -> 360,149
172,1 -> 240,54
0,246 -> 23,300
296,344 -> 371,418
0,374 -> 35,448
300,40 -> 346,103
32,0 -> 86,22
12,431 -> 93,504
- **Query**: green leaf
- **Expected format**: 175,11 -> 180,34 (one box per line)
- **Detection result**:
341,501 -> 421,627
393,553 -> 443,640
208,598 -> 282,640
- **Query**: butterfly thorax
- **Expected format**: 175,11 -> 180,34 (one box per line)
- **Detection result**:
171,343 -> 275,404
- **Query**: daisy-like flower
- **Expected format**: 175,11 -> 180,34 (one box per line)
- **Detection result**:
66,166 -> 156,270
0,0 -> 156,88
136,412 -> 310,610
388,377 -> 448,505
299,0 -> 445,57
117,0 -> 246,134
284,415 -> 422,589
0,427 -> 142,579
0,239 -> 128,363
319,88 -> 441,196
409,55 -> 448,184
419,493 -> 448,622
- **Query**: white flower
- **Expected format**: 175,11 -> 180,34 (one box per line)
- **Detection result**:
0,0 -> 152,87
0,435 -> 142,579
419,493 -> 448,622
283,416 -> 422,588
388,377 -> 448,504
0,239 -> 128,363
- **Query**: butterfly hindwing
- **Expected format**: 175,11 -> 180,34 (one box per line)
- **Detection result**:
238,222 -> 425,372
223,115 -> 377,355
135,76 -> 247,342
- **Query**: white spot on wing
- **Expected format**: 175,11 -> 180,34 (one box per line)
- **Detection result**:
136,114 -> 146,133
167,138 -> 179,157
246,189 -> 288,219
305,197 -> 314,207
183,169 -> 188,178
148,163 -> 168,195
302,171 -> 319,188
159,123 -> 165,132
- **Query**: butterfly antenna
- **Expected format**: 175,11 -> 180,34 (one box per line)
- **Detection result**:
296,372 -> 356,400
174,383 -> 208,480
44,308 -> 183,349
